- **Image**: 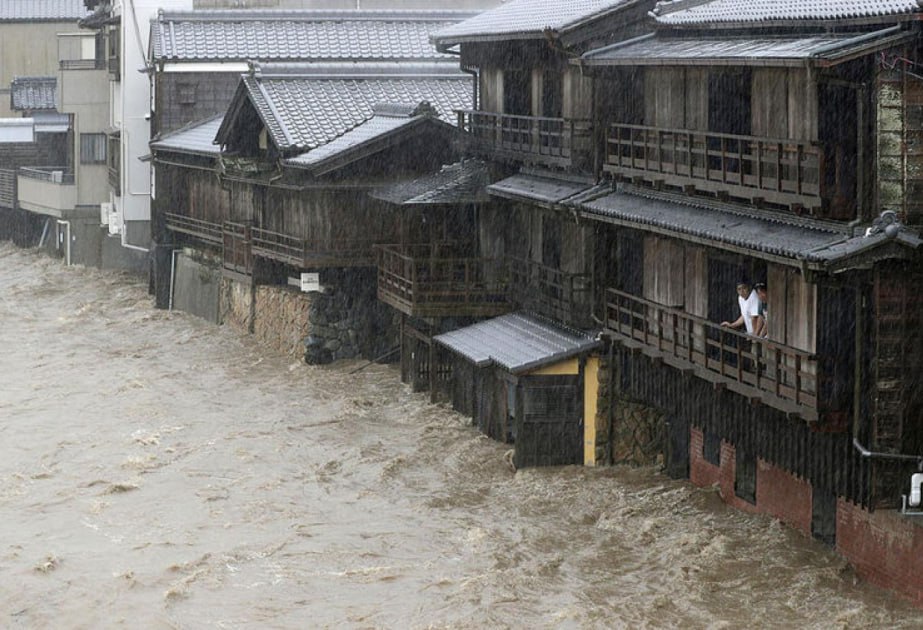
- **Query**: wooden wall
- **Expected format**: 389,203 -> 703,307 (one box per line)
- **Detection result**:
751,68 -> 816,140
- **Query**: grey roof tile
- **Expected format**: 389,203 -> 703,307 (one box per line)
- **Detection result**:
240,62 -> 472,152
573,186 -> 921,268
487,171 -> 596,205
652,0 -> 922,25
0,0 -> 89,21
372,159 -> 492,205
151,10 -> 473,62
433,0 -> 640,46
284,103 -> 443,171
150,117 -> 223,156
10,77 -> 57,111
434,312 -> 601,374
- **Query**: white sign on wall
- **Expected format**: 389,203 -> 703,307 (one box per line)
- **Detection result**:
300,272 -> 321,293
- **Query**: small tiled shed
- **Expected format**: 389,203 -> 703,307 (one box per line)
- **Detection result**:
434,312 -> 602,468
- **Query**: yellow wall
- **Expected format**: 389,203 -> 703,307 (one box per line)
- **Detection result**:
528,357 -> 579,376
583,356 -> 600,466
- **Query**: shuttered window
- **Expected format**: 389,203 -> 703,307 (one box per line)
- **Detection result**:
79,133 -> 107,164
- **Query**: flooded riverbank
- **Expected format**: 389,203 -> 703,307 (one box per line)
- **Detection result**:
1,243 -> 921,628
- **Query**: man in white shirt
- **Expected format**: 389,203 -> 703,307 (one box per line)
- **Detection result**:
720,281 -> 760,335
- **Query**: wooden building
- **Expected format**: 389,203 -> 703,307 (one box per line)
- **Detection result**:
427,0 -> 923,603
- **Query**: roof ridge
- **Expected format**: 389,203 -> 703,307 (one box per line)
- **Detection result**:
155,9 -> 478,23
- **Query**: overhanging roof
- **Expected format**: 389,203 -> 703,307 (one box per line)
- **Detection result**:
581,26 -> 915,67
0,0 -> 89,22
434,312 -> 601,374
372,159 -> 491,205
432,0 -> 643,48
487,171 -> 597,207
10,77 -> 57,111
284,102 -> 454,175
150,9 -> 473,63
573,186 -> 922,271
651,0 -> 923,27
150,116 -> 222,157
216,62 -> 472,154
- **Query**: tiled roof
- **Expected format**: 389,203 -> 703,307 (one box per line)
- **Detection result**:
652,0 -> 922,26
0,0 -> 89,21
151,10 -> 474,62
233,62 -> 472,153
284,102 -> 447,173
581,30 -> 913,66
433,0 -> 641,46
572,185 -> 921,269
10,77 -> 57,111
150,117 -> 222,157
487,171 -> 596,206
434,312 -> 601,374
372,159 -> 491,205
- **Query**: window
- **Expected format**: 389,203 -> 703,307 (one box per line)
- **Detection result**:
177,82 -> 197,105
80,133 -> 107,164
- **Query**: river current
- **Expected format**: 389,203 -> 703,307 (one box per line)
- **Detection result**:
1,242 -> 921,628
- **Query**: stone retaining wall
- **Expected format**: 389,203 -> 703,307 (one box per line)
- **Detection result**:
253,285 -> 311,357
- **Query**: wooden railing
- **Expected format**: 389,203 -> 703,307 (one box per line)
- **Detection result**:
223,221 -> 252,273
164,212 -> 222,244
376,243 -> 511,318
0,169 -> 17,210
508,258 -> 593,329
605,124 -> 826,213
251,227 -> 377,268
457,110 -> 591,167
605,288 -> 819,415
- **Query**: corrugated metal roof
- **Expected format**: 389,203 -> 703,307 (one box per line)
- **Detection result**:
573,186 -> 921,268
652,0 -> 922,25
151,10 -> 472,62
150,117 -> 223,157
432,0 -> 640,46
0,0 -> 89,21
487,171 -> 596,205
372,159 -> 491,205
238,63 -> 472,153
32,111 -> 70,133
10,77 -> 57,111
433,312 -> 601,374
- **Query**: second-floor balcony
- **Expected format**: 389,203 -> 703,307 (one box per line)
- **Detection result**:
376,244 -> 593,327
458,110 -> 591,170
251,228 -> 378,269
605,289 -> 824,421
16,167 -> 77,216
605,124 -> 827,215
376,243 -> 510,318
164,212 -> 222,244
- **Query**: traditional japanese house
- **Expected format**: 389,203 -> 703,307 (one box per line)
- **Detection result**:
151,58 -> 473,357
415,0 -> 655,466
564,0 -> 923,604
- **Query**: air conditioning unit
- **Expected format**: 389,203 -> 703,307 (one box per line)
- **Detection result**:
107,208 -> 122,235
99,202 -> 113,226
51,170 -> 63,183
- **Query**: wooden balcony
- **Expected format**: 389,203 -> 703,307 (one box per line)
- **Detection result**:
251,227 -> 377,268
164,212 -> 222,244
605,124 -> 826,215
606,289 -> 821,420
376,243 -> 511,318
509,258 -> 593,329
223,221 -> 252,274
457,110 -> 591,169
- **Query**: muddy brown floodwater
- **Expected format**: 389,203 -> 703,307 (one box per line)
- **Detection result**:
1,242 -> 922,628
